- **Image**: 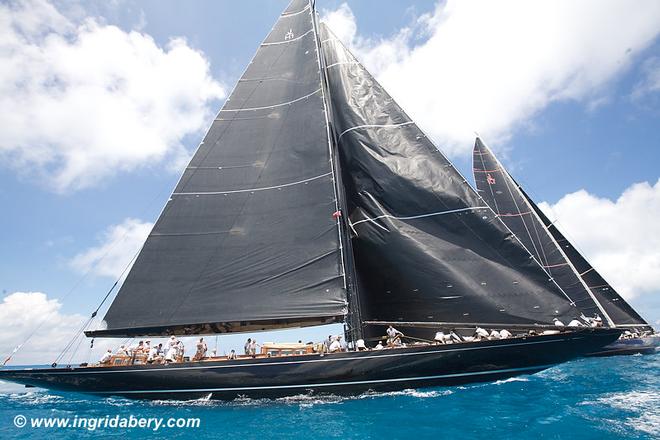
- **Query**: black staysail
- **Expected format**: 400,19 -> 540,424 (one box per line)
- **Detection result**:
88,0 -> 351,337
319,24 -> 585,337
472,139 -> 649,329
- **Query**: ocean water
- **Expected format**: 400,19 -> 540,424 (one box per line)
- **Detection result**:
0,353 -> 657,440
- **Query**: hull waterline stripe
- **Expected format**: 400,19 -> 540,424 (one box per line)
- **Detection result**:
33,337 -> 583,375
87,364 -> 557,394
172,172 -> 332,196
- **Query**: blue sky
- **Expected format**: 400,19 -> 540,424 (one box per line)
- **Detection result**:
0,0 -> 659,363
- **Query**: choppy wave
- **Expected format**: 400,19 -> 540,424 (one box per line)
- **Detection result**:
581,390 -> 660,436
147,387 -> 452,409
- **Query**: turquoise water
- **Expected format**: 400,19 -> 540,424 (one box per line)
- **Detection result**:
0,353 -> 657,439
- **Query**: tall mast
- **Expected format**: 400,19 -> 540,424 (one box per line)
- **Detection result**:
311,1 -> 363,342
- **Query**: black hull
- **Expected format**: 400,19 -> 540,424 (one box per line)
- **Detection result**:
585,335 -> 660,357
0,329 -> 620,401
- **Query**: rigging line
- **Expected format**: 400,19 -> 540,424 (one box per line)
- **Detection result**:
173,172 -> 332,195
337,121 -> 415,141
473,143 -> 575,305
497,161 -> 550,269
219,88 -> 321,112
482,143 -> 607,315
186,164 -> 255,170
496,211 -> 533,217
326,61 -> 359,69
2,225 -> 146,365
351,206 -> 490,228
261,28 -> 314,46
280,4 -> 310,17
53,316 -> 95,366
313,8 -> 348,292
66,332 -> 87,366
580,268 -> 595,276
507,167 -> 641,324
52,244 -> 143,366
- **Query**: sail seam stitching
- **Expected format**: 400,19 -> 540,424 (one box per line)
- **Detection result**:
280,4 -> 310,17
326,61 -> 359,68
351,206 -> 489,227
261,28 -> 314,46
337,121 -> 415,141
172,172 -> 332,195
219,88 -> 321,112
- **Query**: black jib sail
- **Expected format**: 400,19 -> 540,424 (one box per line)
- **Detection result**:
88,0 -> 352,337
319,24 -> 586,338
472,138 -> 602,321
472,139 -> 650,329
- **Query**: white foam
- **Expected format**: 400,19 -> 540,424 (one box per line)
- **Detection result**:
493,377 -> 529,385
583,391 -> 660,436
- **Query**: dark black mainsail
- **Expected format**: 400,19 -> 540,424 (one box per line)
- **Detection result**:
88,0 -> 353,337
472,139 -> 650,329
319,24 -> 587,337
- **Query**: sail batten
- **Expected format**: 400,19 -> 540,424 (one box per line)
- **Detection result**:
87,0 -> 350,338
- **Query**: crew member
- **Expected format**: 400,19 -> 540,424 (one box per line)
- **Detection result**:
386,325 -> 403,346
99,349 -> 112,365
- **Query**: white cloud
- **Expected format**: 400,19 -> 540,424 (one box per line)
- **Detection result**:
632,56 -> 660,98
0,292 -> 86,365
539,179 -> 660,300
0,0 -> 225,191
322,1 -> 660,155
70,218 -> 153,278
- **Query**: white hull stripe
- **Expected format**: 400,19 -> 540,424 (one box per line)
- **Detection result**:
352,206 -> 490,228
90,364 -> 557,394
220,88 -> 321,112
43,337 -> 575,375
172,172 -> 332,196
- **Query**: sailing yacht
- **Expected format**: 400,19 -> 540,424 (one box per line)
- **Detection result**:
472,138 -> 658,356
0,0 -> 620,400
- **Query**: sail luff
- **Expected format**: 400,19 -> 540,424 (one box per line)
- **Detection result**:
473,138 -> 615,326
311,5 -> 364,341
